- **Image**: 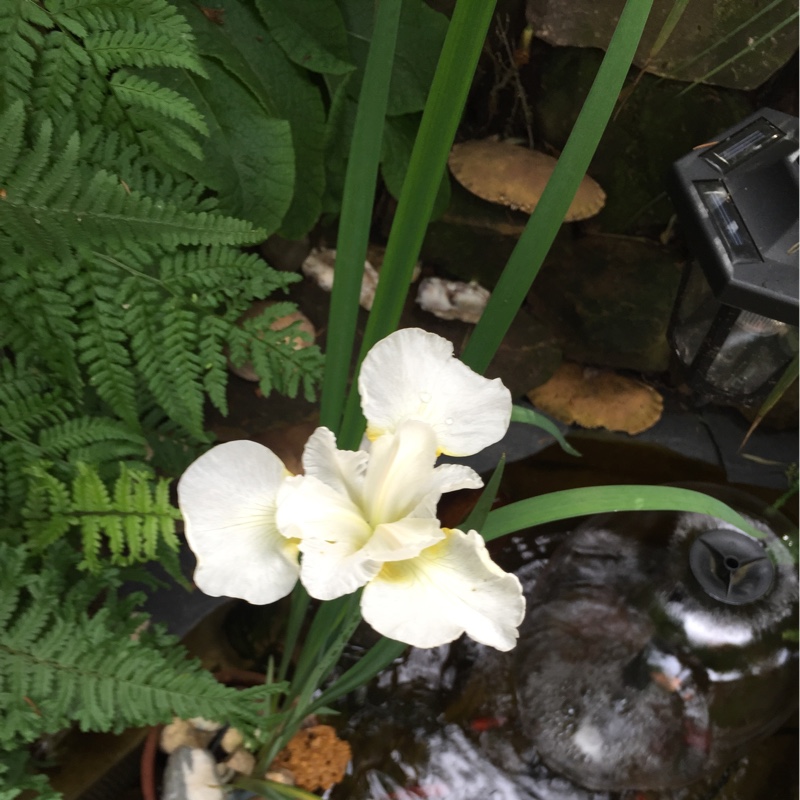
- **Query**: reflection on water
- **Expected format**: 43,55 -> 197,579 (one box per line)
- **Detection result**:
330,487 -> 798,800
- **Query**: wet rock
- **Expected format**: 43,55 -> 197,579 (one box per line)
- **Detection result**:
527,233 -> 682,373
526,0 -> 797,91
162,746 -> 225,800
514,488 -> 798,791
420,181 -> 526,290
535,47 -> 753,233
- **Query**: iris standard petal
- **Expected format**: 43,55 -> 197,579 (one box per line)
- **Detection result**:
301,426 -> 368,505
360,529 -> 525,650
276,474 -> 372,548
361,420 -> 439,525
177,440 -> 299,605
277,474 -> 377,599
358,328 -> 512,457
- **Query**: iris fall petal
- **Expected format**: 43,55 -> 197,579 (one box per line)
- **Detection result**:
361,528 -> 525,650
178,440 -> 299,605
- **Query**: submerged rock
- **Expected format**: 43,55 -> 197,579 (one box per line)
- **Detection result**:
514,488 -> 798,791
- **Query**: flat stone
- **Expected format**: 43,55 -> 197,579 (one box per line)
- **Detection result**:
527,233 -> 683,373
526,0 -> 797,90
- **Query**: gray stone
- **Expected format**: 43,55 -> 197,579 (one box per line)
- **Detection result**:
526,0 -> 797,90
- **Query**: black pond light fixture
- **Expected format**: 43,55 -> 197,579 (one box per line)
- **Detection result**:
666,107 -> 799,406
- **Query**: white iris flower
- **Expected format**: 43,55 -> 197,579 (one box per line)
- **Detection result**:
178,328 -> 524,650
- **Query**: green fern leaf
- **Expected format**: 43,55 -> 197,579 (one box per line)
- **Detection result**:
0,0 -> 53,103
127,296 -> 206,438
0,100 -> 24,180
29,32 -> 88,122
0,547 -> 284,748
85,29 -> 205,74
76,260 -> 140,427
46,0 -> 194,40
22,463 -> 179,570
110,70 -> 208,135
38,418 -> 147,463
0,253 -> 81,386
0,748 -> 61,800
228,305 -> 324,401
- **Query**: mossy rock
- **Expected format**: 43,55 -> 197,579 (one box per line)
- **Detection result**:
527,0 -> 797,91
420,178 -> 527,289
534,47 -> 753,233
527,233 -> 683,373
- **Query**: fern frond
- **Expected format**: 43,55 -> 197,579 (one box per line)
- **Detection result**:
46,0 -> 194,40
197,314 -> 231,415
0,252 -> 82,385
86,29 -> 204,73
76,258 -> 140,427
38,418 -> 146,463
2,146 -> 264,253
0,748 -> 61,800
0,0 -> 53,104
126,293 -> 206,438
159,246 -> 300,306
0,100 -> 24,179
21,462 -> 180,569
110,71 -> 208,135
0,361 -> 73,440
0,545 -> 284,749
228,305 -> 324,401
29,31 -> 88,122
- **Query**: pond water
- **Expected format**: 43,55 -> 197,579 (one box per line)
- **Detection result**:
318,449 -> 798,800
213,436 -> 798,800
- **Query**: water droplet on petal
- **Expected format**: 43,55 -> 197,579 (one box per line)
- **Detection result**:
445,417 -> 454,425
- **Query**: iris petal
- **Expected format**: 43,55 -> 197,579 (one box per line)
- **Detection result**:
177,440 -> 299,605
361,529 -> 525,650
301,426 -> 368,505
359,328 -> 512,456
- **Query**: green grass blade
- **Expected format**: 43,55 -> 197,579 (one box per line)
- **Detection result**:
320,0 -> 402,433
742,353 -> 799,448
462,454 -> 505,533
309,636 -> 406,713
460,0 -> 654,375
511,405 -> 581,457
337,0 -> 498,449
481,485 -> 771,546
648,0 -> 690,60
277,583 -> 310,683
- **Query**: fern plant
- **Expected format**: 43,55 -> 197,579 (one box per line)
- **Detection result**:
0,1 -> 327,795
0,543 -> 286,775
